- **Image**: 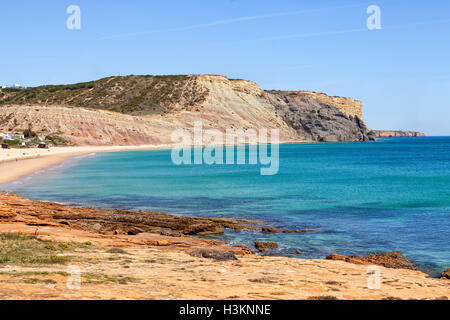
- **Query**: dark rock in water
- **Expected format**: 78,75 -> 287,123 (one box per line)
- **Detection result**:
190,249 -> 238,261
262,226 -> 319,234
254,241 -> 278,252
326,251 -> 417,270
441,268 -> 450,279
283,229 -> 319,234
295,250 -> 302,255
261,227 -> 283,234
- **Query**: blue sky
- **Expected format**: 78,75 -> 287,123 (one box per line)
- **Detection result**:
1,0 -> 449,135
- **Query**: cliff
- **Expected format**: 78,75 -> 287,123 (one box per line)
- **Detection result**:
0,75 -> 376,145
374,130 -> 426,137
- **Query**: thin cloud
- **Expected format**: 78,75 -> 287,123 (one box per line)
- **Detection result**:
205,18 -> 450,47
98,3 -> 365,40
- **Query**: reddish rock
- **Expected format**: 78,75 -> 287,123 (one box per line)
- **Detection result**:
0,194 -> 262,237
326,252 -> 417,270
441,269 -> 450,280
362,252 -> 417,270
326,254 -> 369,265
254,241 -> 278,252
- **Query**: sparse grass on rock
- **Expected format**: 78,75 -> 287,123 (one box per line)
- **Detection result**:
0,233 -> 91,265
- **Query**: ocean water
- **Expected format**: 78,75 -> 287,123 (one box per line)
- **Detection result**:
2,137 -> 450,274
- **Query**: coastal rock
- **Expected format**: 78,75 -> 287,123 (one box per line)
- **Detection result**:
0,194 -> 266,238
282,229 -> 319,234
151,229 -> 183,237
374,130 -> 426,137
266,91 -> 376,142
183,223 -> 224,235
361,252 -> 417,270
128,227 -> 145,235
326,252 -> 418,270
190,249 -> 238,261
0,75 -> 374,145
232,244 -> 254,255
441,269 -> 450,280
262,227 -> 319,234
261,227 -> 284,234
326,254 -> 370,265
254,241 -> 278,252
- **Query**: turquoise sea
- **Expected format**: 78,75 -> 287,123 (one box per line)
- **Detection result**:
2,137 -> 449,274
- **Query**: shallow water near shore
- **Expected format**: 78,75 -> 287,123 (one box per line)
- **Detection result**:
2,137 -> 450,274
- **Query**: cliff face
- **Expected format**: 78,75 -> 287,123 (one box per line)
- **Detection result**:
0,75 -> 375,145
374,130 -> 426,137
266,91 -> 375,142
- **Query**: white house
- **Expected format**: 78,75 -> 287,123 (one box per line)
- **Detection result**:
1,133 -> 24,140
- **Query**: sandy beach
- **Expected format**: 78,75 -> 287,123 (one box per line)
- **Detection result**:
0,144 -> 175,184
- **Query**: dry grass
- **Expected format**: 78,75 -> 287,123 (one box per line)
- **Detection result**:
0,233 -> 93,265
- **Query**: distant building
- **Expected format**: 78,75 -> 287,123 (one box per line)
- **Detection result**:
38,142 -> 48,149
0,84 -> 24,89
1,133 -> 24,140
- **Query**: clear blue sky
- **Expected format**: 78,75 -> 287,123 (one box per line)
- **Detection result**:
1,0 -> 449,135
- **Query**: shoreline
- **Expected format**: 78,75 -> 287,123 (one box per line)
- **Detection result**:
0,140 -> 306,185
0,193 -> 448,300
0,144 -> 176,185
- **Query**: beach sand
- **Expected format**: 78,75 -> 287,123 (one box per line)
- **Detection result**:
0,144 -> 174,184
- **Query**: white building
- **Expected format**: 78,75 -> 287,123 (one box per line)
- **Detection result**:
1,133 -> 24,140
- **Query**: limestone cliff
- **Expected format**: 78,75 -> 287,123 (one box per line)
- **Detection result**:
374,130 -> 426,137
0,75 -> 375,145
266,91 -> 375,142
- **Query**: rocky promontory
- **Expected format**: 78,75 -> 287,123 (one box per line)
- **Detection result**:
374,130 -> 426,137
0,75 -> 376,145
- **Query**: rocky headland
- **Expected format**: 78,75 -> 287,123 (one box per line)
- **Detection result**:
374,130 -> 426,137
0,75 -> 376,145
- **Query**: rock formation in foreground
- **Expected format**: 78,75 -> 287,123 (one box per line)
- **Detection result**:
326,252 -> 418,270
1,193 -> 449,300
0,75 -> 376,145
374,130 -> 426,137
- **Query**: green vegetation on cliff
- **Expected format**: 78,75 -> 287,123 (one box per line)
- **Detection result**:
0,75 -> 209,115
